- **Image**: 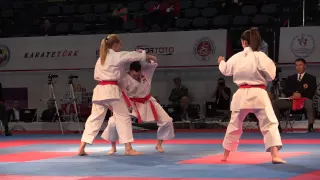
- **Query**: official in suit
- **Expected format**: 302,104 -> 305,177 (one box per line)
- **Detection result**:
272,58 -> 317,132
6,101 -> 22,122
168,77 -> 188,105
0,83 -> 11,136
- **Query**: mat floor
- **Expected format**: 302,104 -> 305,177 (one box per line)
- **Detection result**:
0,132 -> 320,180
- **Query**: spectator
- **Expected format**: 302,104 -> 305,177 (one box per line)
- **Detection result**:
41,99 -> 63,122
6,100 -> 22,122
168,77 -> 188,105
39,19 -> 55,36
158,0 -> 181,28
113,4 -> 128,22
147,0 -> 161,26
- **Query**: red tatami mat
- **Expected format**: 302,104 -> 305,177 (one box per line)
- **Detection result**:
0,141 -> 40,148
0,151 -> 75,162
288,170 -> 320,180
179,152 -> 310,165
0,175 -> 85,180
1,139 -> 320,148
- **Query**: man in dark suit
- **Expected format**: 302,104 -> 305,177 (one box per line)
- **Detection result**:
6,101 -> 23,122
168,77 -> 188,105
0,83 -> 12,136
272,58 -> 317,133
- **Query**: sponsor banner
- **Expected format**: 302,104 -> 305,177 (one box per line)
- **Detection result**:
279,27 -> 318,63
0,30 -> 227,70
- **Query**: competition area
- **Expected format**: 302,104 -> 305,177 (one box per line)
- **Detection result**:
1,131 -> 320,180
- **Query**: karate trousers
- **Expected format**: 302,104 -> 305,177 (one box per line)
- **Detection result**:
101,101 -> 175,142
81,98 -> 134,144
222,105 -> 282,152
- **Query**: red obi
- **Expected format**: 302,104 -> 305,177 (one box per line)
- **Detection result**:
239,84 -> 266,89
122,92 -> 158,123
98,81 -> 118,85
292,98 -> 307,111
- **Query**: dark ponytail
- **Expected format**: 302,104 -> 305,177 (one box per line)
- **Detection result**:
241,27 -> 261,51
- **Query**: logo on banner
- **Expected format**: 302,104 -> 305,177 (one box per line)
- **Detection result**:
24,50 -> 79,59
135,45 -> 174,55
0,45 -> 10,67
193,37 -> 215,61
290,33 -> 315,58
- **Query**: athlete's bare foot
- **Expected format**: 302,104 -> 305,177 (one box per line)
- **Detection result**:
108,148 -> 117,155
125,149 -> 142,156
155,145 -> 164,153
78,142 -> 88,156
78,151 -> 88,156
221,149 -> 230,162
272,157 -> 287,164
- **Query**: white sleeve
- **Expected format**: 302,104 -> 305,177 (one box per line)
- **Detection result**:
256,52 -> 276,81
219,54 -> 237,76
119,50 -> 146,63
141,60 -> 158,80
118,76 -> 129,92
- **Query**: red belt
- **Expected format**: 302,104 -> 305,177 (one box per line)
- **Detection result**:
122,92 -> 158,123
239,84 -> 266,89
98,81 -> 118,85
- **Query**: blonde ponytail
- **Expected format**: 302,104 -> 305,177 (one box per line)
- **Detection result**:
99,34 -> 121,65
100,39 -> 108,65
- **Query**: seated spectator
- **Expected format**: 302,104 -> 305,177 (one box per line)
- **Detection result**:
39,19 -> 55,36
147,0 -> 161,26
159,0 -> 181,28
168,77 -> 188,105
41,99 -> 63,122
272,58 -> 317,133
6,100 -> 22,122
113,4 -> 128,22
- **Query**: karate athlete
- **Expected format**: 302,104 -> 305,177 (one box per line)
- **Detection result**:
101,60 -> 175,154
218,28 -> 286,164
78,34 -> 157,156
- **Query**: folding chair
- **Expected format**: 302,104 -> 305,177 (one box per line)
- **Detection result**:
283,109 -> 306,133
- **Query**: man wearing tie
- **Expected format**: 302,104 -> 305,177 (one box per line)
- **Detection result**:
272,58 -> 317,132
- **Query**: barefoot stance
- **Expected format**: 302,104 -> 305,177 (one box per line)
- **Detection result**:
156,145 -> 164,153
272,157 -> 287,164
78,150 -> 88,156
108,148 -> 117,155
125,149 -> 142,156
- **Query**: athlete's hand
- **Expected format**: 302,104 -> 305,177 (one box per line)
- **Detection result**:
218,56 -> 225,64
147,55 -> 157,62
136,49 -> 144,53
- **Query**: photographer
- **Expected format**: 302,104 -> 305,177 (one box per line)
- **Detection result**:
272,58 -> 317,133
212,78 -> 231,110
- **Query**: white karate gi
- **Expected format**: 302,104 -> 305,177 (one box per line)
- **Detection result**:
81,49 -> 146,144
220,47 -> 282,152
101,61 -> 175,141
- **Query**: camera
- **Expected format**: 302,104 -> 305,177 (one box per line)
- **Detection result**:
48,74 -> 58,78
68,75 -> 78,79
